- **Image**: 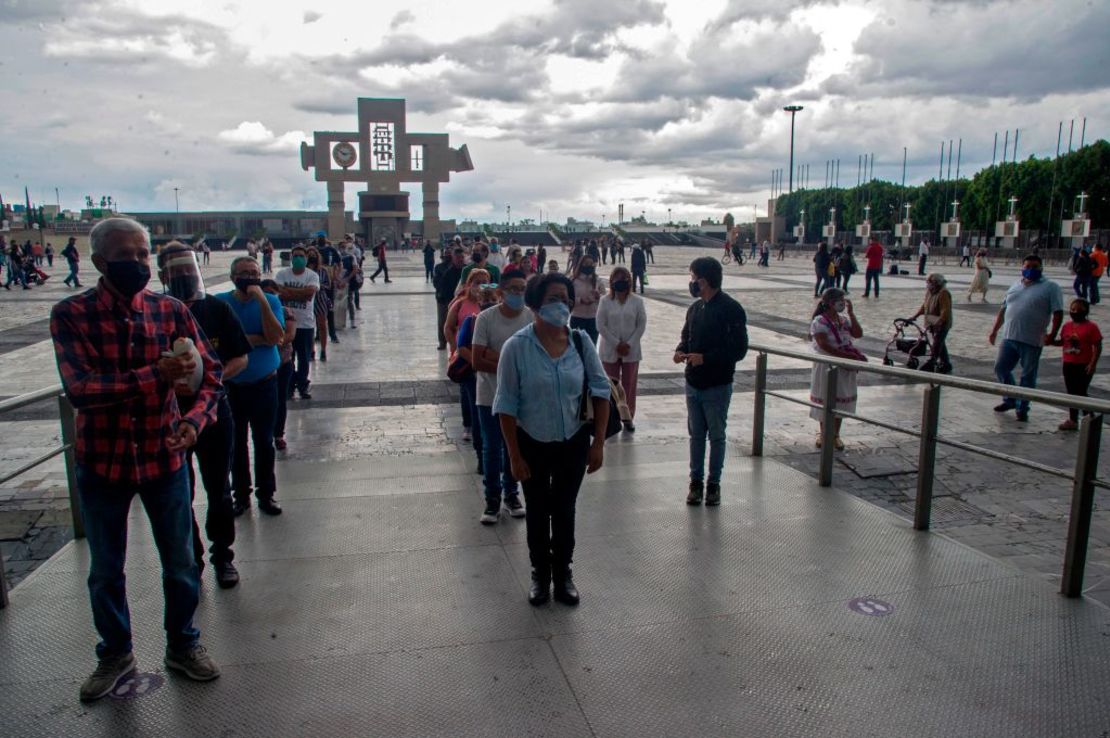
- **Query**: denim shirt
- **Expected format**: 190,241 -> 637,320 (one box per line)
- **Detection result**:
493,324 -> 611,442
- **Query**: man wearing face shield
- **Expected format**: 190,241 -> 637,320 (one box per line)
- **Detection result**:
158,243 -> 251,587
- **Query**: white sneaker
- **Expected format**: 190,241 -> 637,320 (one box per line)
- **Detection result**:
479,507 -> 500,525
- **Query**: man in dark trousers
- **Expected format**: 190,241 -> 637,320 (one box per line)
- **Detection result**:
369,238 -> 391,283
158,243 -> 250,588
433,246 -> 465,349
674,257 -> 748,507
62,236 -> 82,288
631,242 -> 647,294
422,238 -> 436,282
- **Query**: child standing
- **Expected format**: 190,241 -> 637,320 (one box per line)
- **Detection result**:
1055,298 -> 1102,431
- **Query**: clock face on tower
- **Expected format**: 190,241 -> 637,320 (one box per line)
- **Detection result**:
332,142 -> 357,169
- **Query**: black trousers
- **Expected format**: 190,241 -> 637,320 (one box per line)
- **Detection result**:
227,375 -> 278,502
632,271 -> 645,293
436,300 -> 450,348
1063,363 -> 1094,422
325,288 -> 338,341
517,427 -> 590,579
187,397 -> 236,566
370,260 -> 389,281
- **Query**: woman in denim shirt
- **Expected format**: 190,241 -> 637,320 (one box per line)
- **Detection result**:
494,273 -> 611,607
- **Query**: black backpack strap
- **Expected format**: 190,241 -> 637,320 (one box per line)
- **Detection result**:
571,330 -> 590,420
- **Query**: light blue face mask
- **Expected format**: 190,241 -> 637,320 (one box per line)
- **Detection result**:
539,301 -> 570,327
503,293 -> 525,311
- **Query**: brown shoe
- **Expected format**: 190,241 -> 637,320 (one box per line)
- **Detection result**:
686,480 -> 703,505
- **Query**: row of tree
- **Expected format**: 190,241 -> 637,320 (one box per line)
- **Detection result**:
767,140 -> 1109,239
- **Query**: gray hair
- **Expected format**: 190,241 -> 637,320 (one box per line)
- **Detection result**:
230,256 -> 259,275
89,217 -> 150,256
927,273 -> 947,287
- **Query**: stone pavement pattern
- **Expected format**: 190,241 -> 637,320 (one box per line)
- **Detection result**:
2,248 -> 1107,607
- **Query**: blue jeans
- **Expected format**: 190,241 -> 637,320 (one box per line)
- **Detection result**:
77,464 -> 200,658
994,339 -> 1042,414
477,405 -> 519,508
864,268 -> 881,297
686,383 -> 733,485
1090,275 -> 1101,305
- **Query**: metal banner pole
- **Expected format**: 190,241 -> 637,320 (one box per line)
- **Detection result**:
914,385 -> 942,530
752,353 -> 768,457
1062,413 -> 1102,597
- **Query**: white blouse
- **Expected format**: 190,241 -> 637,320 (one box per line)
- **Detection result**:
596,293 -> 647,363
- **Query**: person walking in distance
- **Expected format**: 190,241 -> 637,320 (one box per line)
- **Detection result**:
218,257 -> 286,516
989,254 -> 1064,422
159,243 -> 250,588
959,243 -> 971,268
275,244 -> 320,399
676,257 -> 748,507
631,242 -> 648,294
423,238 -> 436,282
862,237 -> 883,298
368,238 -> 391,283
472,268 -> 533,525
917,238 -> 929,276
50,218 -> 223,700
62,236 -> 82,288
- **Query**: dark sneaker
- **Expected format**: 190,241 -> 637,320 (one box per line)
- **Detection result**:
80,652 -> 136,701
705,483 -> 721,507
232,499 -> 250,516
553,570 -> 580,606
686,480 -> 704,506
1016,411 -> 1029,423
623,420 -> 636,432
504,496 -> 526,518
479,506 -> 500,525
274,437 -> 287,451
164,644 -> 220,681
994,402 -> 1015,413
215,561 -> 239,589
258,498 -> 283,516
528,573 -> 550,606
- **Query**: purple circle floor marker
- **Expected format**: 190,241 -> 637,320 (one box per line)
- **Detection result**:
109,672 -> 165,700
848,597 -> 895,617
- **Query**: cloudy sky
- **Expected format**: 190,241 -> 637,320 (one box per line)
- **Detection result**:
2,0 -> 1108,224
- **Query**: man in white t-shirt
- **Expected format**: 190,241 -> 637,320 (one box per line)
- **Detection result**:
471,268 -> 532,524
486,237 -> 506,271
917,239 -> 930,275
275,244 -> 320,399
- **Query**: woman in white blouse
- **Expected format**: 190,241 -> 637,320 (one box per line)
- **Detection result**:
597,266 -> 648,431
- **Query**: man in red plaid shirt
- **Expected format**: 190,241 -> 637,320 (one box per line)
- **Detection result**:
50,218 -> 225,701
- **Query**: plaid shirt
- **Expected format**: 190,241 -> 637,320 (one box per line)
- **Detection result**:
50,280 -> 222,485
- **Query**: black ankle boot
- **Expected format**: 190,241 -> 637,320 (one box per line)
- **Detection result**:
553,569 -> 580,606
528,572 -> 550,606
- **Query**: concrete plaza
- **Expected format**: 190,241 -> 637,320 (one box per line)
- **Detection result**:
0,246 -> 1108,736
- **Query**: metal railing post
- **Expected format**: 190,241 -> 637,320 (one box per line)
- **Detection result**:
1062,413 -> 1102,597
914,384 -> 942,531
0,544 -> 9,608
752,353 -> 768,457
57,394 -> 84,539
819,365 -> 838,487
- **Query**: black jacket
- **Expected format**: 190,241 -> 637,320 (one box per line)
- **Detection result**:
433,262 -> 463,303
631,248 -> 647,273
676,291 -> 748,389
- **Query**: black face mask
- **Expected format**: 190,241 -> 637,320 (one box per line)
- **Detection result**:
167,274 -> 201,301
308,260 -> 319,268
611,279 -> 630,293
1071,312 -> 1088,322
580,265 -> 595,275
472,253 -> 484,263
106,261 -> 151,297
235,276 -> 261,292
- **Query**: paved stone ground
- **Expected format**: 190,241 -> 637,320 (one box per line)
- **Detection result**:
1,247 -> 1107,608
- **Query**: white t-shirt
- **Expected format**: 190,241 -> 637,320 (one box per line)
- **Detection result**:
473,306 -> 533,406
275,267 -> 320,327
918,241 -> 929,256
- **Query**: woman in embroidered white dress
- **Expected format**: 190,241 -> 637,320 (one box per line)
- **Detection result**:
809,287 -> 866,450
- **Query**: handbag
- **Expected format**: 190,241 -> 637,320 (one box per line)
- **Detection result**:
570,331 -> 625,439
447,315 -> 477,383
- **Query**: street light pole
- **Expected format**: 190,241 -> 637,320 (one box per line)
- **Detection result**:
783,105 -> 804,194
174,187 -> 180,213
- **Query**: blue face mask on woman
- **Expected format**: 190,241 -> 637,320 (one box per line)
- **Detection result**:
539,301 -> 570,327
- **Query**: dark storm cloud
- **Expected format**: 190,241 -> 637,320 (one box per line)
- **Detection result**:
825,0 -> 1110,101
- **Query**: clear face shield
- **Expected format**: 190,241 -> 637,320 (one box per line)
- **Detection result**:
161,250 -> 206,302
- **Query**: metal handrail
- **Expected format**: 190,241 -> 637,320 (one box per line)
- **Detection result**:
0,384 -> 79,608
748,342 -> 1104,599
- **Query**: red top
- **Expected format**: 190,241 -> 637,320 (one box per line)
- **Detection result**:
865,242 -> 884,270
1091,250 -> 1107,278
1061,320 -> 1103,365
50,281 -> 222,485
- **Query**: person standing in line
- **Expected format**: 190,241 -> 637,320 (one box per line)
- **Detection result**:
809,288 -> 866,449
988,254 -> 1064,422
537,242 -> 548,270
275,244 -> 320,399
959,243 -> 971,268
495,272 -> 611,607
472,268 -> 533,524
1089,243 -> 1107,305
459,240 -> 501,286
1054,298 -> 1102,431
862,238 -> 883,298
917,238 -> 929,276
423,238 -> 436,282
433,247 -> 465,350
50,217 -> 223,700
675,257 -> 748,507
368,238 -> 391,283
218,256 -> 286,517
586,239 -> 601,264
630,242 -> 647,294
62,236 -> 82,288
159,243 -> 249,587
487,238 -> 506,271
446,269 -> 492,450
570,255 -> 604,343
968,248 -> 991,302
597,266 -> 646,432
306,247 -> 333,362
262,279 -> 297,451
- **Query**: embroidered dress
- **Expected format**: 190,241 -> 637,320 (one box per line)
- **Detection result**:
809,313 -> 859,420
